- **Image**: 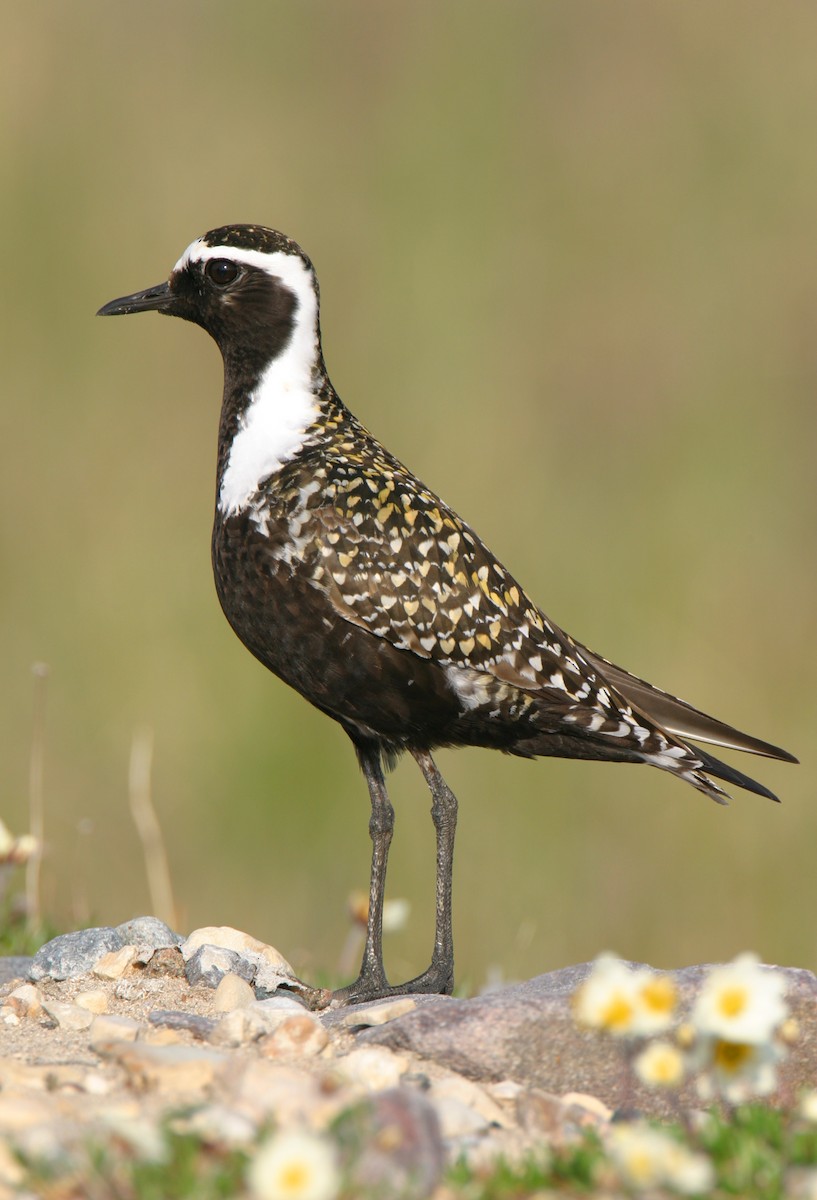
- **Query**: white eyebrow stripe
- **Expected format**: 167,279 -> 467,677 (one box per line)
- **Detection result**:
173,240 -> 315,301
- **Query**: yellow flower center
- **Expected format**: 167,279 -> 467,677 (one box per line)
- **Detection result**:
640,976 -> 677,1015
279,1163 -> 310,1195
717,986 -> 748,1019
601,993 -> 635,1031
713,1040 -> 753,1073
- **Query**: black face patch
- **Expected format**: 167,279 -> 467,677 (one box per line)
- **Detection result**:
168,259 -> 298,372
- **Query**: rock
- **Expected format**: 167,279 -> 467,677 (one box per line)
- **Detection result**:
98,1041 -> 227,1094
142,946 -> 186,978
2,983 -> 43,1019
432,1095 -> 490,1140
0,958 -> 33,988
29,926 -> 123,981
208,997 -> 307,1047
213,972 -> 256,1012
75,988 -> 109,1013
338,1046 -> 408,1091
182,926 -> 291,972
147,1010 -> 217,1039
114,917 -> 182,949
175,1102 -> 258,1146
361,963 -> 817,1118
428,1074 -> 510,1129
338,997 -> 417,1028
90,1014 -> 145,1046
335,1088 -> 445,1200
93,945 -> 139,979
114,977 -> 164,1002
257,1013 -> 329,1059
219,1060 -> 327,1127
185,944 -> 255,989
40,999 -> 95,1031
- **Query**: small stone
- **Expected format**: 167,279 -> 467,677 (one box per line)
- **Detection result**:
148,1010 -> 216,1039
93,945 -> 139,979
257,1013 -> 329,1059
114,976 -> 163,1002
75,988 -> 109,1013
209,998 -> 305,1047
143,946 -> 186,978
185,944 -> 254,989
2,983 -> 42,1019
114,916 -> 183,949
338,1046 -> 408,1091
41,998 -> 95,1031
429,1074 -> 510,1129
335,1088 -> 444,1200
173,1103 -> 258,1146
432,1095 -> 490,1140
213,972 -> 256,1012
98,1041 -> 227,1093
340,997 -> 417,1027
219,1060 -> 324,1125
29,926 -> 123,981
90,1014 -> 144,1046
182,926 -> 301,994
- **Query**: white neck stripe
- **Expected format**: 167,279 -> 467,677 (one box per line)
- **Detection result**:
174,240 -> 323,518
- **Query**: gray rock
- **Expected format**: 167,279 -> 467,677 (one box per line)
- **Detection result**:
185,944 -> 255,989
114,917 -> 183,949
361,963 -> 817,1119
0,956 -> 33,987
335,1087 -> 445,1200
29,927 -> 123,981
148,1009 -> 217,1039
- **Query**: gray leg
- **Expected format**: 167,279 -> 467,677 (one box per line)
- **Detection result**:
332,741 -> 393,1003
331,745 -> 458,1006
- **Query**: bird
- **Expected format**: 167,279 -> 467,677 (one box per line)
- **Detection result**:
98,224 -> 797,1006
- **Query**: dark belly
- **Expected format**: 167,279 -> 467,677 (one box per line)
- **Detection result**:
212,513 -> 465,749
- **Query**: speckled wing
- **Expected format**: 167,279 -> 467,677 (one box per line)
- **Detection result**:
305,448 -> 640,739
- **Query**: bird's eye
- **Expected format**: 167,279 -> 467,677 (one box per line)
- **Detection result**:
205,259 -> 240,287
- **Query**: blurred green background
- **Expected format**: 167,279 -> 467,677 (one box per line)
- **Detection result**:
2,1 -> 814,987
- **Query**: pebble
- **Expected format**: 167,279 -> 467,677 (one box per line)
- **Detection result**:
213,972 -> 256,1012
185,944 -> 255,988
1,983 -> 42,1020
338,1046 -> 408,1091
100,1042 -> 227,1094
93,945 -> 139,979
75,988 -> 109,1014
257,1013 -> 329,1059
339,996 -> 417,1027
89,1014 -> 144,1047
40,999 -> 95,1031
209,997 -> 307,1047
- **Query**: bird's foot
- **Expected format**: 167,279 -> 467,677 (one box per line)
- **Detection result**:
327,961 -> 454,1009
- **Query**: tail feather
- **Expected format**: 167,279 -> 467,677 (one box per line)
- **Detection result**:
582,650 -> 798,764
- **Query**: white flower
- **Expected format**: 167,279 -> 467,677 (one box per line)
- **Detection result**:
248,1131 -> 340,1200
573,955 -> 677,1037
573,954 -> 641,1036
630,969 -> 678,1035
694,1037 -> 782,1104
800,1090 -> 817,1123
607,1123 -> 714,1194
633,1040 -> 685,1089
692,953 -> 788,1044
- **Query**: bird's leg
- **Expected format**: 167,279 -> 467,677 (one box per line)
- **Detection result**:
330,746 -> 458,1007
331,741 -> 394,1004
402,749 -> 458,995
